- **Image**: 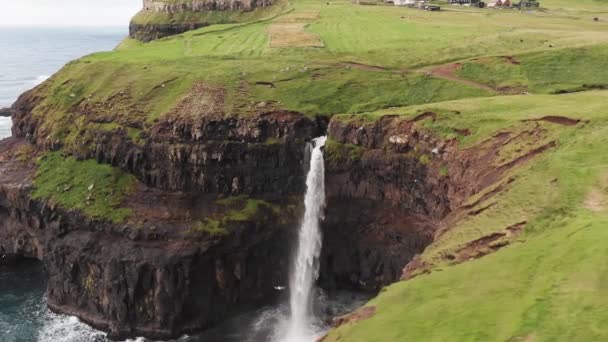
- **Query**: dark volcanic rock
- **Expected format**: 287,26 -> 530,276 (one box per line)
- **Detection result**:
320,199 -> 434,291
0,107 -> 12,117
3,87 -> 328,339
142,0 -> 274,12
320,114 -> 525,290
10,84 -> 323,197
318,116 -> 451,290
0,138 -> 295,340
129,23 -> 209,43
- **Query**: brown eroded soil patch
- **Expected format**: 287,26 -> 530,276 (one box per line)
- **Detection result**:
412,111 -> 437,122
524,115 -> 583,126
450,221 -> 526,262
509,333 -> 537,342
164,82 -> 226,119
268,11 -> 323,48
403,124 -> 558,279
584,174 -> 608,212
77,88 -> 147,127
339,61 -> 387,72
427,61 -> 528,94
467,127 -> 556,195
331,306 -> 377,328
427,62 -> 497,93
502,55 -> 521,65
461,178 -> 516,212
453,127 -> 471,136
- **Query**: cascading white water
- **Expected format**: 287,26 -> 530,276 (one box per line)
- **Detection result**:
278,136 -> 327,342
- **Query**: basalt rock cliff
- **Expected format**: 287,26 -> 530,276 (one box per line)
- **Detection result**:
2,85 -> 326,338
143,0 -> 274,12
0,136 -> 301,339
129,0 -> 276,42
318,112 -> 547,291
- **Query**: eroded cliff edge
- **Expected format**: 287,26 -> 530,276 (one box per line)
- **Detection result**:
129,0 -> 280,42
0,73 -> 562,339
318,111 -> 558,291
1,83 -> 324,338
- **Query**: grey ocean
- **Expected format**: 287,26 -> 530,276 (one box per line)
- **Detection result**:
0,27 -> 126,140
0,117 -> 10,140
0,26 -> 126,341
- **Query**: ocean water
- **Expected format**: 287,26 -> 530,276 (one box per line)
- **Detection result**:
0,117 -> 10,140
0,26 -> 127,341
0,26 -> 127,140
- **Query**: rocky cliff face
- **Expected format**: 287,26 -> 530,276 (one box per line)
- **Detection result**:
143,0 -> 274,12
11,88 -> 322,197
3,85 -> 322,339
0,108 -> 12,117
319,113 -> 528,290
0,137 -> 300,340
129,23 -> 209,42
130,0 -> 276,42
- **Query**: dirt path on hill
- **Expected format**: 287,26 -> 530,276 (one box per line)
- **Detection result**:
339,62 -> 388,72
524,115 -> 583,126
427,62 -> 498,93
323,60 -> 519,95
585,174 -> 608,212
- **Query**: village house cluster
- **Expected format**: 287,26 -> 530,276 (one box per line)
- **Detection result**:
392,0 -> 441,10
391,0 -> 540,9
449,0 -> 540,8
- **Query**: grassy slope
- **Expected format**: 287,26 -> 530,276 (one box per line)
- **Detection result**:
327,212 -> 608,341
326,91 -> 608,340
191,196 -> 280,236
32,0 -> 608,142
24,0 -> 608,336
456,44 -> 608,93
32,152 -> 135,223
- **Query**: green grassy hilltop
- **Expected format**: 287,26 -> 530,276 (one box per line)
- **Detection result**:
32,0 -> 608,144
23,0 -> 608,340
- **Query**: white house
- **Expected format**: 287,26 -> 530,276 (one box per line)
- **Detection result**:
394,0 -> 416,6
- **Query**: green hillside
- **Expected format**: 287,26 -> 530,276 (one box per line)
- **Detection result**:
31,0 -> 608,148
23,0 -> 608,339
326,90 -> 608,340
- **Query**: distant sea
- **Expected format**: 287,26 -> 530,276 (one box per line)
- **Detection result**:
0,26 -> 127,140
0,26 -> 127,341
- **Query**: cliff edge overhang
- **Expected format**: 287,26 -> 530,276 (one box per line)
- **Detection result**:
129,0 -> 277,42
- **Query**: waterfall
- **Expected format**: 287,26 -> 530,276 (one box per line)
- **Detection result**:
277,136 -> 327,342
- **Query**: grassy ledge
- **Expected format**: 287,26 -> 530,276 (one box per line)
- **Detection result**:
191,196 -> 280,236
32,152 -> 135,223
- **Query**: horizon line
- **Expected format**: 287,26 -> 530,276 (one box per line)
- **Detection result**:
0,24 -> 129,28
